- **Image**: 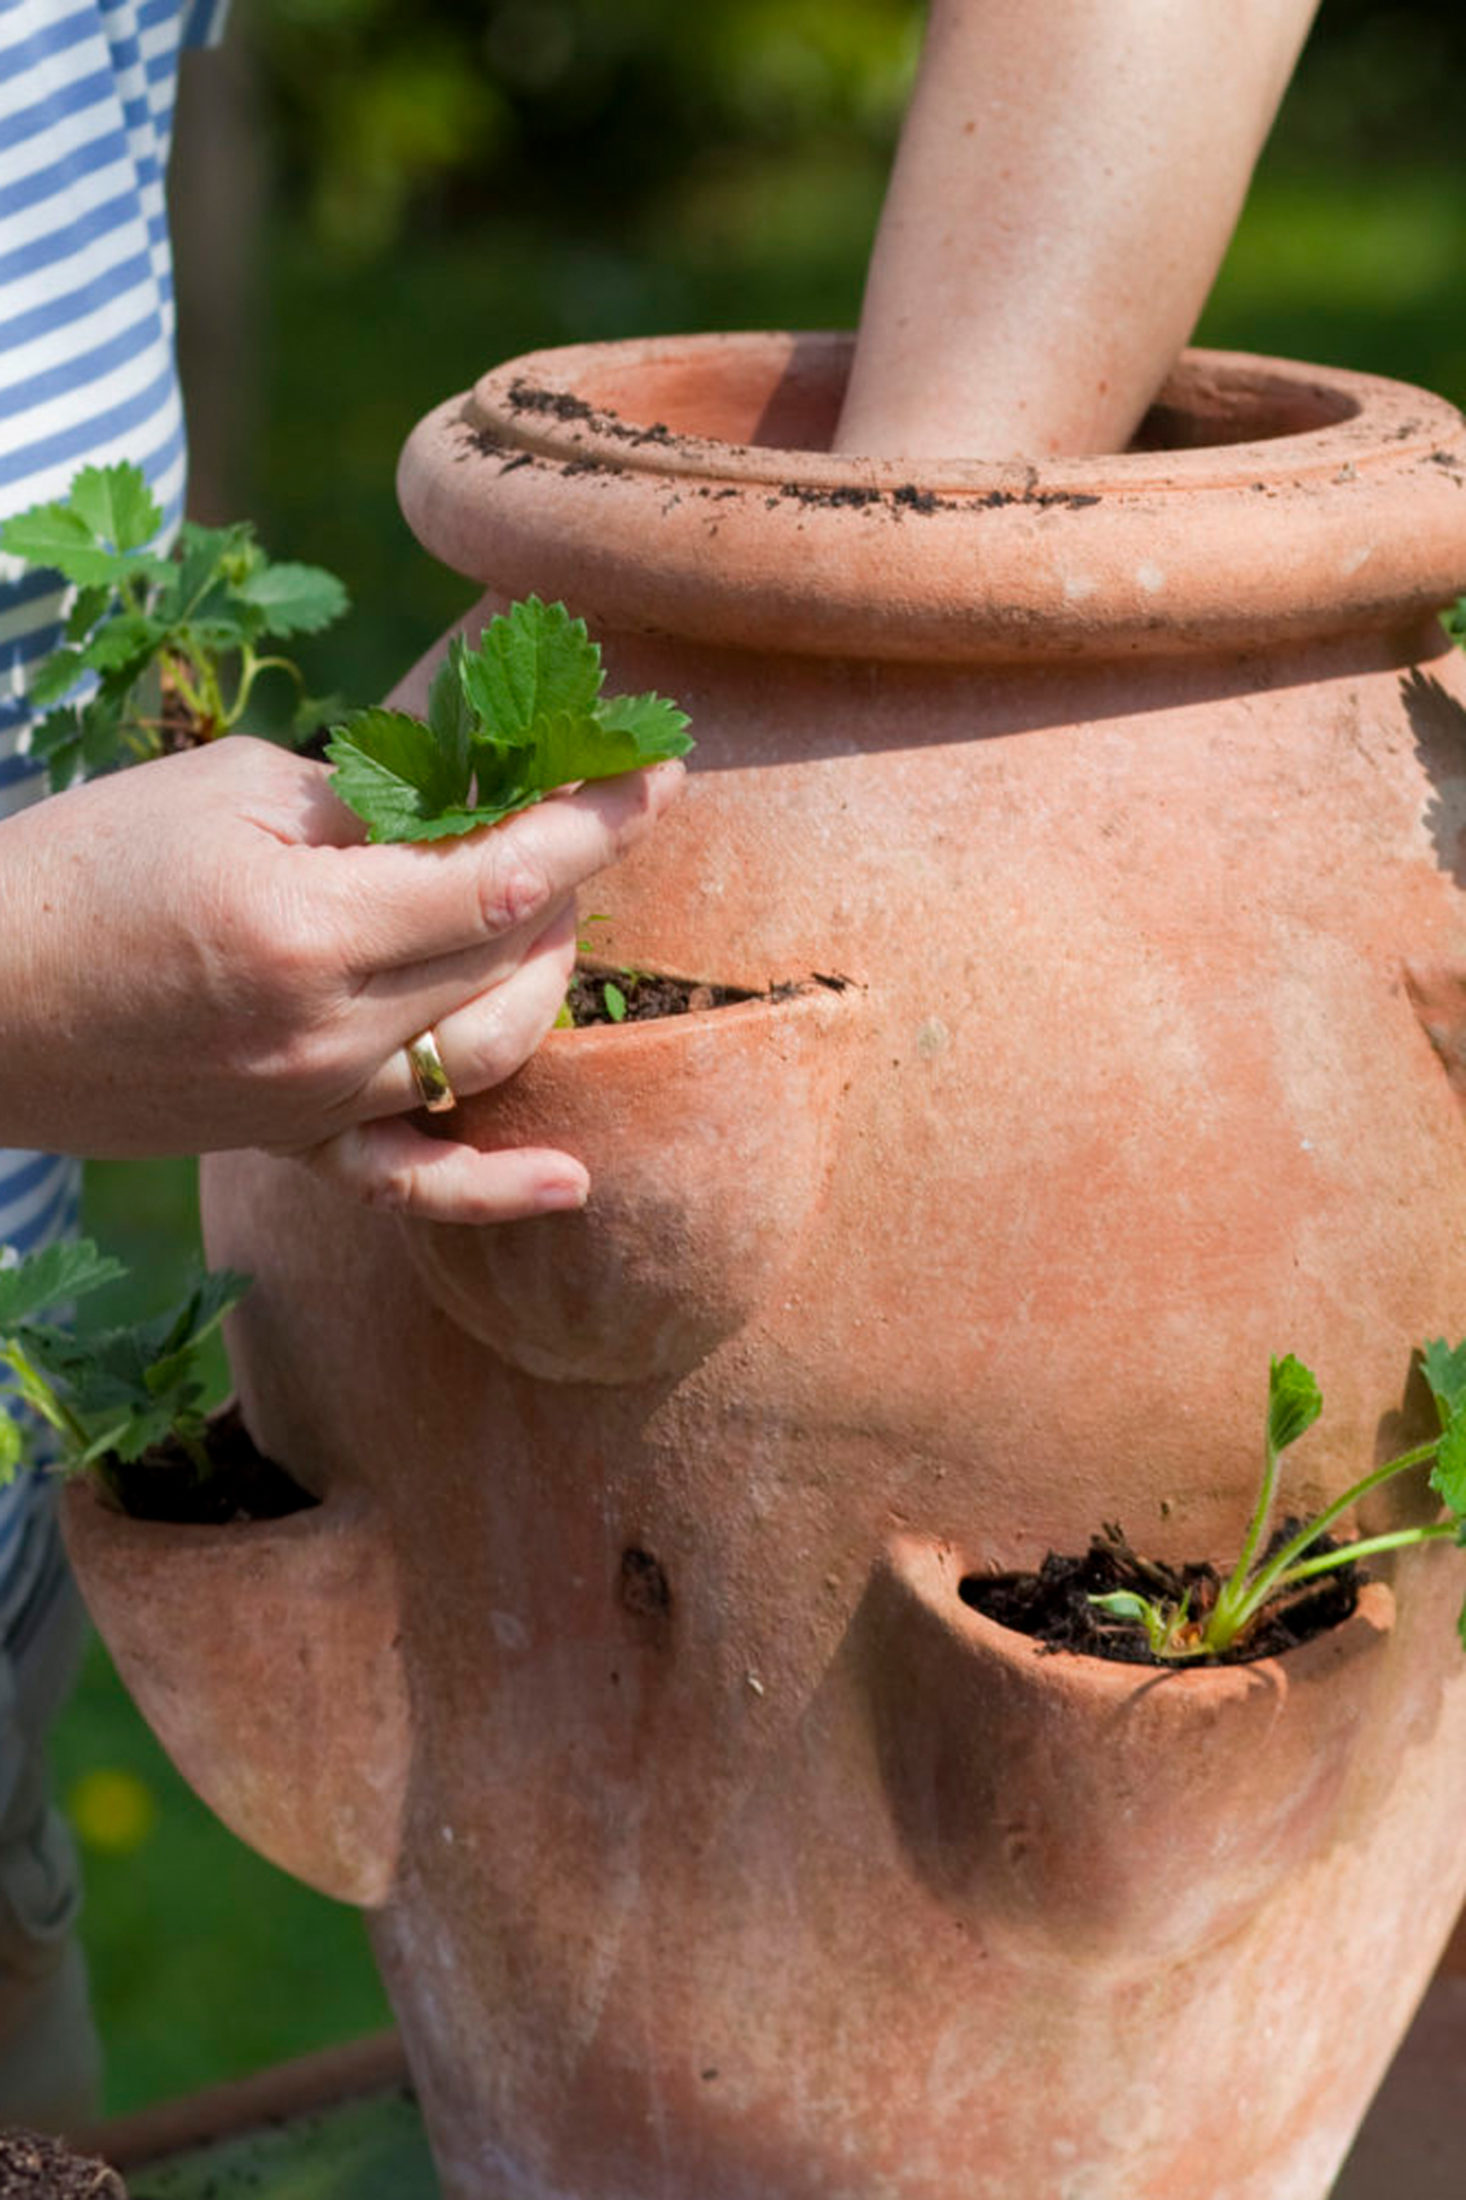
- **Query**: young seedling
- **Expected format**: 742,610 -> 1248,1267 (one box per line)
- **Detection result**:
0,1239 -> 250,1486
551,915 -> 644,1029
1089,1347 -> 1466,1660
326,596 -> 692,843
0,461 -> 348,786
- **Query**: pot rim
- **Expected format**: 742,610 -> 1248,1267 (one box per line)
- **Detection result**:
465,332 -> 1462,497
401,334 -> 1466,662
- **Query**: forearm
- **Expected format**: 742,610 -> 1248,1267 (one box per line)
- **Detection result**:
835,0 -> 1320,458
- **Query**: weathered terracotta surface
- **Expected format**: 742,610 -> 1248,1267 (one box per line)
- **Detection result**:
68,336 -> 1466,2198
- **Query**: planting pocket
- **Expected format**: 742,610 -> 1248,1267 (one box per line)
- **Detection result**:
858,1534 -> 1394,1972
62,1474 -> 408,1908
402,976 -> 857,1383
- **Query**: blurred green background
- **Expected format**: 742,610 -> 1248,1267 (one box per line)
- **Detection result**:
51,0 -> 1466,2117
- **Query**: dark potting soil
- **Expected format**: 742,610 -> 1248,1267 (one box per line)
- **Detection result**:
0,2129 -> 126,2198
102,1402 -> 317,1527
563,970 -> 753,1026
959,1518 -> 1360,1668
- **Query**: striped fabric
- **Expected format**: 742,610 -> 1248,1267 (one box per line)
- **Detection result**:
0,0 -> 226,1627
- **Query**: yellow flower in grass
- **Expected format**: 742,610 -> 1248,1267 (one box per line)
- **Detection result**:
67,1768 -> 158,1854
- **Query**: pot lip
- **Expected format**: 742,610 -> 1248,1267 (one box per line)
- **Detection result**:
404,334 -> 1466,662
466,332 -> 1464,496
59,1434 -> 348,1556
888,1534 -> 1397,1700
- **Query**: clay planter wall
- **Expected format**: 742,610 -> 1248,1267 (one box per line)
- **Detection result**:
66,335 -> 1466,2200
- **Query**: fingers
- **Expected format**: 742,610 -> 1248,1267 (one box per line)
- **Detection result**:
355,902 -> 577,1120
296,1118 -> 590,1225
330,760 -> 685,974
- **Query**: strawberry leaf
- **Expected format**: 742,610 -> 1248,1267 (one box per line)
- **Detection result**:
328,600 -> 693,844
233,560 -> 349,637
26,647 -> 88,708
1422,1338 -> 1466,1425
0,1240 -> 127,1327
427,640 -> 476,787
1268,1354 -> 1322,1458
64,585 -> 112,642
68,462 -> 162,553
1430,1397 -> 1466,1519
326,707 -> 478,843
458,597 -> 603,746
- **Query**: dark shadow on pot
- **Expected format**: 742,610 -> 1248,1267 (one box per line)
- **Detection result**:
1402,667 -> 1466,889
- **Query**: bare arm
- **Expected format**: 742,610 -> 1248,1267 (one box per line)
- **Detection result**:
835,0 -> 1320,458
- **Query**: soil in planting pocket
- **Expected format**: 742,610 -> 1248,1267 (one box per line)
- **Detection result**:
561,969 -> 756,1026
960,1519 -> 1360,1667
100,1403 -> 316,1526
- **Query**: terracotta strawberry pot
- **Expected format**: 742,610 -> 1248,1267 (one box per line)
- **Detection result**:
66,334 -> 1466,2199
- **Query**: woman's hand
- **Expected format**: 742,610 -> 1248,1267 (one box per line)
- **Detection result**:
1,735 -> 684,1222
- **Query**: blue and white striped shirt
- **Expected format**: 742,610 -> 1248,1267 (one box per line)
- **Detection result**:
0,0 -> 225,1628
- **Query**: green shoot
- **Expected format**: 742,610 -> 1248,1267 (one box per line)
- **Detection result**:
0,1240 -> 250,1484
1088,1346 -> 1466,1661
0,462 -> 348,786
326,597 -> 692,844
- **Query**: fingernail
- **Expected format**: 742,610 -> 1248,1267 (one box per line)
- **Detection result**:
537,1174 -> 589,1213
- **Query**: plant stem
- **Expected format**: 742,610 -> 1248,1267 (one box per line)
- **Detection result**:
1220,1439 -> 1440,1639
224,650 -> 303,730
1267,1519 -> 1459,1592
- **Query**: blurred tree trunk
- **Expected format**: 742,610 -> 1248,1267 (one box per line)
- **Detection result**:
171,29 -> 265,525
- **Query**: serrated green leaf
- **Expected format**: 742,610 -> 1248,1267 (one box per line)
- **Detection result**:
1,503 -> 112,585
603,980 -> 628,1022
1268,1354 -> 1322,1458
0,1241 -> 127,1327
65,584 -> 112,642
1421,1339 -> 1466,1425
459,597 -> 603,747
79,691 -> 128,776
27,646 -> 87,708
330,598 -> 693,845
327,708 -> 475,842
81,612 -> 166,678
595,689 -> 693,755
1430,1404 -> 1466,1518
68,463 -> 161,554
30,708 -> 85,790
234,560 -> 349,637
427,640 -> 475,785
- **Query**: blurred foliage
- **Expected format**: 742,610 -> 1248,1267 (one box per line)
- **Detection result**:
255,0 -> 921,258
246,1 -> 1466,262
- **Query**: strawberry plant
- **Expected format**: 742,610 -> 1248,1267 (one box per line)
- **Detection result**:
0,462 -> 348,787
325,595 -> 692,843
1090,1346 -> 1466,1659
0,1239 -> 249,1485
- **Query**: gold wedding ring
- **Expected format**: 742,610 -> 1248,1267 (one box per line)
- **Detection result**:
404,1027 -> 457,1113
